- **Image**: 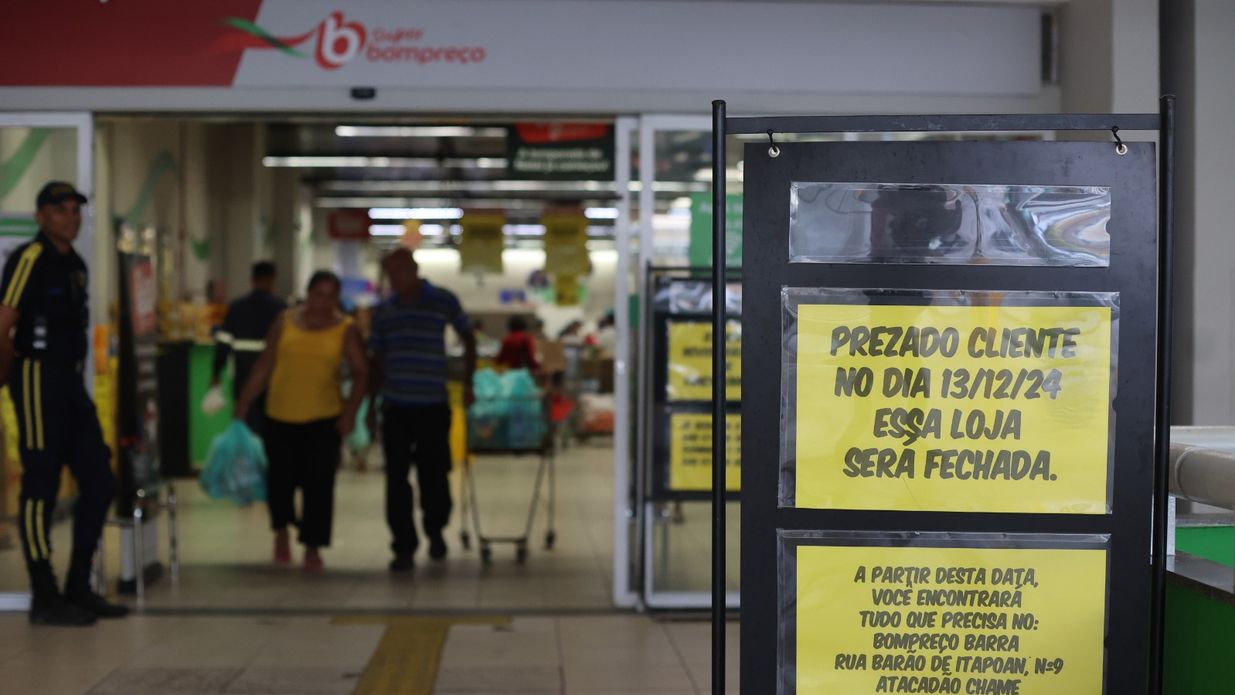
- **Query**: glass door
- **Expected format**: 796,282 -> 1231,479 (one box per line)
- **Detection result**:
0,112 -> 94,609
633,115 -> 740,610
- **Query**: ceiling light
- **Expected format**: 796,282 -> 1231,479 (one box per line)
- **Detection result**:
263,156 -> 507,169
369,224 -> 406,236
368,207 -> 464,220
335,125 -> 508,138
584,207 -> 619,220
315,180 -> 706,195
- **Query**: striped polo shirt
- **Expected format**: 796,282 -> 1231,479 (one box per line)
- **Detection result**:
370,281 -> 471,406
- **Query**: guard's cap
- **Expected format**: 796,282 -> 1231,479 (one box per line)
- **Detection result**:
36,181 -> 88,209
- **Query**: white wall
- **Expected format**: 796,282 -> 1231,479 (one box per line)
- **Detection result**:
1059,0 -> 1159,113
1164,0 -> 1235,425
92,120 -> 282,318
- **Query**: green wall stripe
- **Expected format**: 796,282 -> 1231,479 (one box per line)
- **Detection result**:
0,128 -> 52,200
118,150 -> 177,228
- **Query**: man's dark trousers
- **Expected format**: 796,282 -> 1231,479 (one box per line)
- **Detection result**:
382,403 -> 453,557
12,358 -> 114,595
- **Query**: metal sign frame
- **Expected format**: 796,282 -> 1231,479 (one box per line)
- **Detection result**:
712,100 -> 1174,695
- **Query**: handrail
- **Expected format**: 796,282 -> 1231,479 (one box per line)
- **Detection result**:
1169,427 -> 1235,507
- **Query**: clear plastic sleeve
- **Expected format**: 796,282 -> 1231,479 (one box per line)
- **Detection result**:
789,182 -> 1111,266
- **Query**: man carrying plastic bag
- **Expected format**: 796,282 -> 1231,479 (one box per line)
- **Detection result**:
200,420 -> 268,506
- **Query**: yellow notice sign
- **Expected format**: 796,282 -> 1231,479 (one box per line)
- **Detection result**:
543,211 -> 591,276
668,321 -> 742,401
793,301 -> 1112,513
794,543 -> 1107,695
669,413 -> 740,492
459,211 -> 506,274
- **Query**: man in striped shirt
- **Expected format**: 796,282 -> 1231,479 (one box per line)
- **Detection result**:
369,249 -> 476,571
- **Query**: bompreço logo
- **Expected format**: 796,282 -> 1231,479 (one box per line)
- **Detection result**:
219,12 -> 485,70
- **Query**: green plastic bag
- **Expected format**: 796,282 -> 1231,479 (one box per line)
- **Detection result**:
199,420 -> 268,506
347,397 -> 373,452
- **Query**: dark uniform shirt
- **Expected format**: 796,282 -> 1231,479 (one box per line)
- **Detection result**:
213,290 -> 287,396
0,232 -> 89,369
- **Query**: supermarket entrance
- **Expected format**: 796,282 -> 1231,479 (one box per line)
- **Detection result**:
0,114 -> 632,612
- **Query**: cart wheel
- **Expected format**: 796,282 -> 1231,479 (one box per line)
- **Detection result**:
516,544 -> 529,564
461,531 -> 472,550
545,531 -> 556,550
481,546 -> 493,565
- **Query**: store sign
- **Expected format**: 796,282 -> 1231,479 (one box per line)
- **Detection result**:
117,250 -> 162,501
328,208 -> 371,240
128,258 -> 159,336
507,124 -> 614,180
0,2 -> 1040,101
220,11 -> 485,72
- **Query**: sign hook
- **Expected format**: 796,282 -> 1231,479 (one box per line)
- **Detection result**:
767,129 -> 780,158
1112,126 -> 1128,156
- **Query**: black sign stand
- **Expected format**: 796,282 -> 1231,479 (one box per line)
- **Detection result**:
712,99 -> 1175,695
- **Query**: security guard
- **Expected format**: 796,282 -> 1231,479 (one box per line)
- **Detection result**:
211,261 -> 286,432
0,182 -> 127,626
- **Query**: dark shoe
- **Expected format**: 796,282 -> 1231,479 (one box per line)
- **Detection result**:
389,554 -> 415,573
428,534 -> 447,561
65,590 -> 130,619
29,595 -> 97,626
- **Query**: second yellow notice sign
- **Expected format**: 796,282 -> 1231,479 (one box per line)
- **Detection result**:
787,291 -> 1115,514
790,539 -> 1108,695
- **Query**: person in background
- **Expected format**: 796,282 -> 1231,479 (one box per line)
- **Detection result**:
212,261 -> 286,433
557,320 -> 584,344
368,249 -> 476,572
235,271 -> 367,572
494,316 -> 540,372
0,182 -> 127,625
590,310 -> 617,357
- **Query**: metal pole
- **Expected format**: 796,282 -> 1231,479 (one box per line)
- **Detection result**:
1150,93 -> 1176,695
710,99 -> 727,695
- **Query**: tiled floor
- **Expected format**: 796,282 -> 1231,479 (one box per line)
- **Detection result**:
0,440 -> 737,610
0,613 -> 739,694
0,440 -> 742,693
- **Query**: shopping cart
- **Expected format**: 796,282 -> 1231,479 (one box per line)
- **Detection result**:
459,392 -> 557,565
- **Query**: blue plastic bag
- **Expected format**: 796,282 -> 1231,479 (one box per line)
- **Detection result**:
467,369 -> 545,450
502,369 -> 545,448
200,420 -> 268,506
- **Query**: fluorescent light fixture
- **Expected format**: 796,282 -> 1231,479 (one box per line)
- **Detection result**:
263,156 -> 506,169
584,207 -> 619,220
368,207 -> 464,220
336,125 -> 507,138
369,224 -> 406,236
316,180 -> 706,195
506,224 -> 544,236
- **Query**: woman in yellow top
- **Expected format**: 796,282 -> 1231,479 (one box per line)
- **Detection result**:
235,271 -> 368,572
